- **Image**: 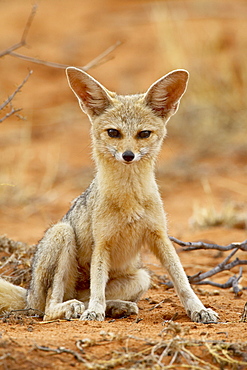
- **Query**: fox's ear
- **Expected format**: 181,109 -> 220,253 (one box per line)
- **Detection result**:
144,70 -> 189,119
66,67 -> 111,117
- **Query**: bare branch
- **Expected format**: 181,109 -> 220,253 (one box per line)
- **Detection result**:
0,5 -> 37,58
20,4 -> 38,45
187,248 -> 245,282
169,236 -> 247,252
82,41 -> 122,71
1,6 -> 121,125
0,5 -> 121,71
9,41 -> 121,71
192,269 -> 243,295
164,236 -> 247,294
9,52 -> 73,69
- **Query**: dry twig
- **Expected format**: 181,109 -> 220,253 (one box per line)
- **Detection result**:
35,344 -> 87,364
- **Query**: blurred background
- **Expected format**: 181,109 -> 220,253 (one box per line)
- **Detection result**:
0,0 -> 247,244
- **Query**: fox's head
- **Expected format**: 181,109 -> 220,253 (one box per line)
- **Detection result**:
66,68 -> 188,166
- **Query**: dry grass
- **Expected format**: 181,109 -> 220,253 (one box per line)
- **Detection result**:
0,119 -> 63,207
189,178 -> 247,229
190,202 -> 247,229
33,326 -> 247,369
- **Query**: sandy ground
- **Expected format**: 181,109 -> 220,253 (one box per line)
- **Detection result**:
0,0 -> 247,368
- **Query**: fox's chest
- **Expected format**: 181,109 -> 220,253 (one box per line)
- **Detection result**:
108,220 -> 145,270
90,196 -> 161,269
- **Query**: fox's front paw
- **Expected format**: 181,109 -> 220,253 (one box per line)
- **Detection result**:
190,308 -> 218,323
44,300 -> 85,321
80,307 -> 105,321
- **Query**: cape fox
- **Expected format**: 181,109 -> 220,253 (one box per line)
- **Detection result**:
0,68 -> 218,323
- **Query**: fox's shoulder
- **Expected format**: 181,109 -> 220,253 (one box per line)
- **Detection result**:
63,179 -> 97,221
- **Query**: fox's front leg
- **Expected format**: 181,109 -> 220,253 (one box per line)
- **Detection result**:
80,244 -> 109,321
149,230 -> 218,323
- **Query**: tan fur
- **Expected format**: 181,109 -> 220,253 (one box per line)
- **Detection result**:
0,69 -> 218,323
0,278 -> 26,312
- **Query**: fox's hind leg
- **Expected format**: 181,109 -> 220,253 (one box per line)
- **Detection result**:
27,222 -> 85,320
105,268 -> 150,318
78,268 -> 150,320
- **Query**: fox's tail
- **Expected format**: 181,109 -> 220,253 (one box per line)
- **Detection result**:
0,278 -> 26,313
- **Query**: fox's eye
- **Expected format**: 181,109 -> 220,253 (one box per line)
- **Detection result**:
137,130 -> 152,139
107,129 -> 121,138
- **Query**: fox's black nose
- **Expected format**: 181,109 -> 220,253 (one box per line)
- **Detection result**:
122,150 -> 135,162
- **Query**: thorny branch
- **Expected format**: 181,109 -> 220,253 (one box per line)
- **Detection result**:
168,236 -> 247,295
0,5 -> 36,123
0,71 -> 32,123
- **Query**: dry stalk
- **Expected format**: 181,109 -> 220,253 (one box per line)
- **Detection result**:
205,342 -> 247,368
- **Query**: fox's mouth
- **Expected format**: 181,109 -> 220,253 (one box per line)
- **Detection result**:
123,161 -> 133,165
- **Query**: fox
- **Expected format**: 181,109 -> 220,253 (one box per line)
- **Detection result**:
0,68 -> 218,323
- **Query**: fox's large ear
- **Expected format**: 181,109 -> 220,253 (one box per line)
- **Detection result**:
144,70 -> 189,119
66,67 -> 111,117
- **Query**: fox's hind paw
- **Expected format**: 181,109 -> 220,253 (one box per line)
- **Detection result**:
190,308 -> 218,324
106,300 -> 138,318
